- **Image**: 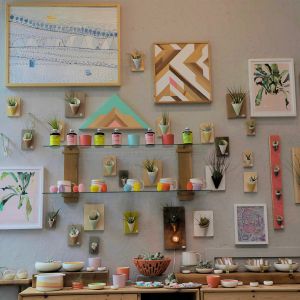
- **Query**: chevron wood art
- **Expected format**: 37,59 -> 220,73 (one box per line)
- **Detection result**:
80,94 -> 150,130
154,43 -> 212,104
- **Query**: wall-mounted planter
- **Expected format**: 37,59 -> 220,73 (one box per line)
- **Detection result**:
65,92 -> 85,118
193,211 -> 214,237
7,96 -> 21,117
84,204 -> 104,231
68,224 -> 82,247
123,211 -> 138,234
205,166 -> 226,191
215,137 -> 229,156
200,122 -> 214,144
246,119 -> 256,136
21,129 -> 35,151
142,160 -> 162,187
226,93 -> 247,119
103,155 -> 117,177
243,150 -> 254,168
244,172 -> 257,193
89,236 -> 100,254
130,51 -> 144,72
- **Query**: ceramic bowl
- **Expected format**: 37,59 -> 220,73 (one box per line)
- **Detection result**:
35,261 -> 62,272
221,279 -> 238,288
63,261 -> 84,272
88,283 -> 106,290
213,269 -> 223,274
274,263 -> 299,272
35,273 -> 65,292
215,264 -> 239,272
245,265 -> 270,272
263,281 -> 273,286
250,282 -> 259,287
196,268 -> 213,274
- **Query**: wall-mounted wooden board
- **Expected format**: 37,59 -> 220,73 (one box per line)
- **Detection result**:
142,160 -> 163,187
292,147 -> 300,204
200,123 -> 214,144
123,211 -> 139,234
21,129 -> 35,151
89,236 -> 100,254
269,135 -> 284,229
243,150 -> 254,168
193,211 -> 214,237
215,137 -> 230,156
6,97 -> 21,117
67,224 -> 82,247
65,91 -> 86,118
205,166 -> 225,191
244,171 -> 257,193
103,155 -> 117,177
84,204 -> 105,231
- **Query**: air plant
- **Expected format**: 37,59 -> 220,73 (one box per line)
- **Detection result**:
253,63 -> 290,108
227,87 -> 247,104
48,117 -> 61,131
7,97 -> 18,107
131,50 -> 142,60
69,226 -> 80,238
160,112 -> 169,126
65,95 -> 80,105
195,216 -> 210,228
136,252 -> 165,260
201,123 -> 213,132
143,159 -> 156,172
248,176 -> 257,183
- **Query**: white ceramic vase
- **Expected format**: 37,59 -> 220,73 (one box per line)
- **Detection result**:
147,167 -> 158,184
132,58 -> 141,70
127,222 -> 135,233
231,102 -> 243,116
218,140 -> 228,155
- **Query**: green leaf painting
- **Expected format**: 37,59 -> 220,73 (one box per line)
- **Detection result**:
253,64 -> 290,108
0,171 -> 35,220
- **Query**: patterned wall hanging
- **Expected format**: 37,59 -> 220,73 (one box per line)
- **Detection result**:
154,43 -> 212,104
80,95 -> 150,130
291,147 -> 300,204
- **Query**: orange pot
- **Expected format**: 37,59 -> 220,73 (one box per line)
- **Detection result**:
79,134 -> 92,146
116,267 -> 130,281
206,275 -> 220,288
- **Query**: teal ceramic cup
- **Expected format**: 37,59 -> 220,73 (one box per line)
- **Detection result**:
127,134 -> 140,146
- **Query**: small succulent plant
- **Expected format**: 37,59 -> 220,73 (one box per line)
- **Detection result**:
65,95 -> 80,105
23,130 -> 33,140
69,226 -> 80,237
7,97 -> 18,106
198,260 -> 213,269
131,50 -> 142,59
249,176 -> 257,183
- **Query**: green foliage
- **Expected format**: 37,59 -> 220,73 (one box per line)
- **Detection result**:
161,112 -> 169,125
143,159 -> 156,172
227,87 -> 247,104
7,97 -> 17,107
253,64 -> 290,107
137,251 -> 165,260
48,117 -> 60,130
65,96 -> 80,105
198,260 -> 213,269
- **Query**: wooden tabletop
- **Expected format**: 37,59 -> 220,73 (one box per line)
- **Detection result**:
202,284 -> 300,292
0,278 -> 32,286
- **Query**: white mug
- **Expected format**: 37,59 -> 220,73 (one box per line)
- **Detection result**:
160,178 -> 178,190
182,251 -> 201,266
126,179 -> 144,191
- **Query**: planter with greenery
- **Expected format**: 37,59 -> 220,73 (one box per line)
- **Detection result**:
48,117 -> 61,146
65,95 -> 81,115
247,176 -> 257,192
227,87 -> 247,116
48,209 -> 60,228
69,226 -> 80,245
23,130 -> 33,149
159,112 -> 170,135
201,123 -> 213,143
218,139 -> 228,155
88,210 -> 100,230
143,159 -> 158,184
124,213 -> 137,233
7,97 -> 18,115
104,159 -> 115,176
131,50 -> 142,70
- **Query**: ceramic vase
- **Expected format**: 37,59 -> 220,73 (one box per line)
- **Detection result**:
218,140 -> 228,155
70,102 -> 80,115
8,103 -> 18,115
147,167 -> 158,184
231,102 -> 243,116
159,124 -> 169,135
89,216 -> 99,230
247,182 -> 256,192
211,173 -> 223,189
104,161 -> 114,175
202,130 -> 212,143
132,58 -> 141,70
127,222 -> 135,233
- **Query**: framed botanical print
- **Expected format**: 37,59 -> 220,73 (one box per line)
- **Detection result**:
234,204 -> 268,245
154,42 -> 212,104
248,58 -> 296,117
6,3 -> 120,87
0,167 -> 44,229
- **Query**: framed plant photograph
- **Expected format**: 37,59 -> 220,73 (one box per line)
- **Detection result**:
0,167 -> 44,229
234,204 -> 268,245
154,42 -> 212,104
248,58 -> 296,117
6,3 -> 120,87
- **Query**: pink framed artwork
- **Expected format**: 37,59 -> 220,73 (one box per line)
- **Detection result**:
0,167 -> 43,229
234,204 -> 268,245
248,58 -> 296,117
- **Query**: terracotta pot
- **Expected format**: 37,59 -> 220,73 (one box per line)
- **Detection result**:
79,134 -> 92,146
116,267 -> 130,281
162,133 -> 174,145
206,275 -> 220,288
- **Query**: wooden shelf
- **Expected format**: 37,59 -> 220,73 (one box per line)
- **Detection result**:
0,278 -> 31,286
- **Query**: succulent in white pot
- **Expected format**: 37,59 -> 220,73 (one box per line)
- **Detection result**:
65,95 -> 81,115
125,215 -> 137,233
227,87 -> 247,116
198,216 -> 210,228
218,139 -> 228,155
131,50 -> 142,70
143,159 -> 158,184
159,112 -> 170,135
88,210 -> 100,230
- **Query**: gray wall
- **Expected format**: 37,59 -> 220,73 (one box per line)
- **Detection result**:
1,0 -> 300,299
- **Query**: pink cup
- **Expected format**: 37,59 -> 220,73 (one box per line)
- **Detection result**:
116,267 -> 130,281
112,274 -> 126,288
88,257 -> 101,269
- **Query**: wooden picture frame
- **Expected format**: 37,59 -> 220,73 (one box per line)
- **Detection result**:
234,204 -> 268,245
6,3 -> 121,87
154,42 -> 212,104
248,58 -> 296,117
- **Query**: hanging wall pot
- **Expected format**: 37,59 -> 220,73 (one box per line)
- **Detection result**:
215,137 -> 230,156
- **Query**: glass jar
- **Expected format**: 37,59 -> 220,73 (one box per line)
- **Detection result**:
182,127 -> 193,144
94,129 -> 105,146
67,129 -> 77,145
112,128 -> 122,146
50,129 -> 61,146
145,128 -> 155,146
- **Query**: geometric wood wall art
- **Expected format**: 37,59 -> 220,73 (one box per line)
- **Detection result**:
205,166 -> 226,191
80,95 -> 150,130
89,236 -> 100,254
65,91 -> 86,118
244,171 -> 258,193
84,203 -> 105,231
226,94 -> 247,119
243,150 -> 254,168
200,122 -> 214,144
215,137 -> 229,156
269,135 -> 284,229
154,43 -> 212,104
163,206 -> 186,250
193,210 -> 214,237
291,147 -> 300,204
68,224 -> 82,247
103,155 -> 117,177
6,96 -> 21,117
142,159 -> 163,187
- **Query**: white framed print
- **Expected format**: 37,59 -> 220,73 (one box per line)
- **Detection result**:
248,58 -> 296,117
234,204 -> 268,245
0,167 -> 44,229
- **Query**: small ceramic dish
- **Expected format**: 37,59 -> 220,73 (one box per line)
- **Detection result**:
238,281 -> 243,286
245,265 -> 269,272
213,269 -> 223,274
111,285 -> 119,290
250,282 -> 259,287
263,281 -> 273,286
221,279 -> 238,288
181,269 -> 191,274
88,283 -> 106,290
63,261 -> 84,272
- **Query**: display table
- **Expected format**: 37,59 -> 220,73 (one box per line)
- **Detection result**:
0,278 -> 32,292
201,284 -> 300,300
19,286 -> 200,300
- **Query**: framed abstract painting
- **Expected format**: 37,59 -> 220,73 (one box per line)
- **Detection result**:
154,42 -> 212,104
0,167 -> 44,229
248,58 -> 296,117
6,3 -> 120,87
234,204 -> 268,245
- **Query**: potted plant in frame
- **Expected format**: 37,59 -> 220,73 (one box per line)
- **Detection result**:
7,97 -> 18,115
104,158 -> 115,176
207,151 -> 230,189
227,87 -> 247,116
48,117 -> 62,146
88,210 -> 100,230
159,112 -> 170,135
48,209 -> 60,228
124,213 -> 137,233
69,226 -> 80,245
247,176 -> 257,192
143,159 -> 158,184
131,50 -> 142,70
22,129 -> 33,149
246,119 -> 256,135
65,95 -> 81,115
197,216 -> 210,229
218,139 -> 228,155
201,123 -> 213,143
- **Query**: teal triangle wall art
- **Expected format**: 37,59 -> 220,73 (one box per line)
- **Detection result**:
80,94 -> 150,130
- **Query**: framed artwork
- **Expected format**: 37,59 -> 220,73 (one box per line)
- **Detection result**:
154,42 -> 212,104
248,58 -> 296,117
234,204 -> 268,245
0,167 -> 43,229
6,3 -> 120,87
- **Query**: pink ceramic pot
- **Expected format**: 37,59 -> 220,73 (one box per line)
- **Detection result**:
206,275 -> 220,288
79,135 -> 92,146
88,257 -> 101,269
116,267 -> 130,281
112,274 -> 126,288
162,133 -> 174,145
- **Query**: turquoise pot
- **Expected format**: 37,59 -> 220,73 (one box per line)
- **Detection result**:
127,134 -> 140,146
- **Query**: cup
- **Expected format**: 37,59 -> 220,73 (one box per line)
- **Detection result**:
206,275 -> 220,288
127,134 -> 140,146
57,180 -> 71,193
159,178 -> 177,190
189,178 -> 203,190
162,133 -> 174,145
88,257 -> 101,269
91,179 -> 106,192
116,267 -> 130,281
126,179 -> 144,191
79,134 -> 92,146
113,274 -> 126,288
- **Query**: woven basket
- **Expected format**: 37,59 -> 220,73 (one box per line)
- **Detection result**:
133,258 -> 171,276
